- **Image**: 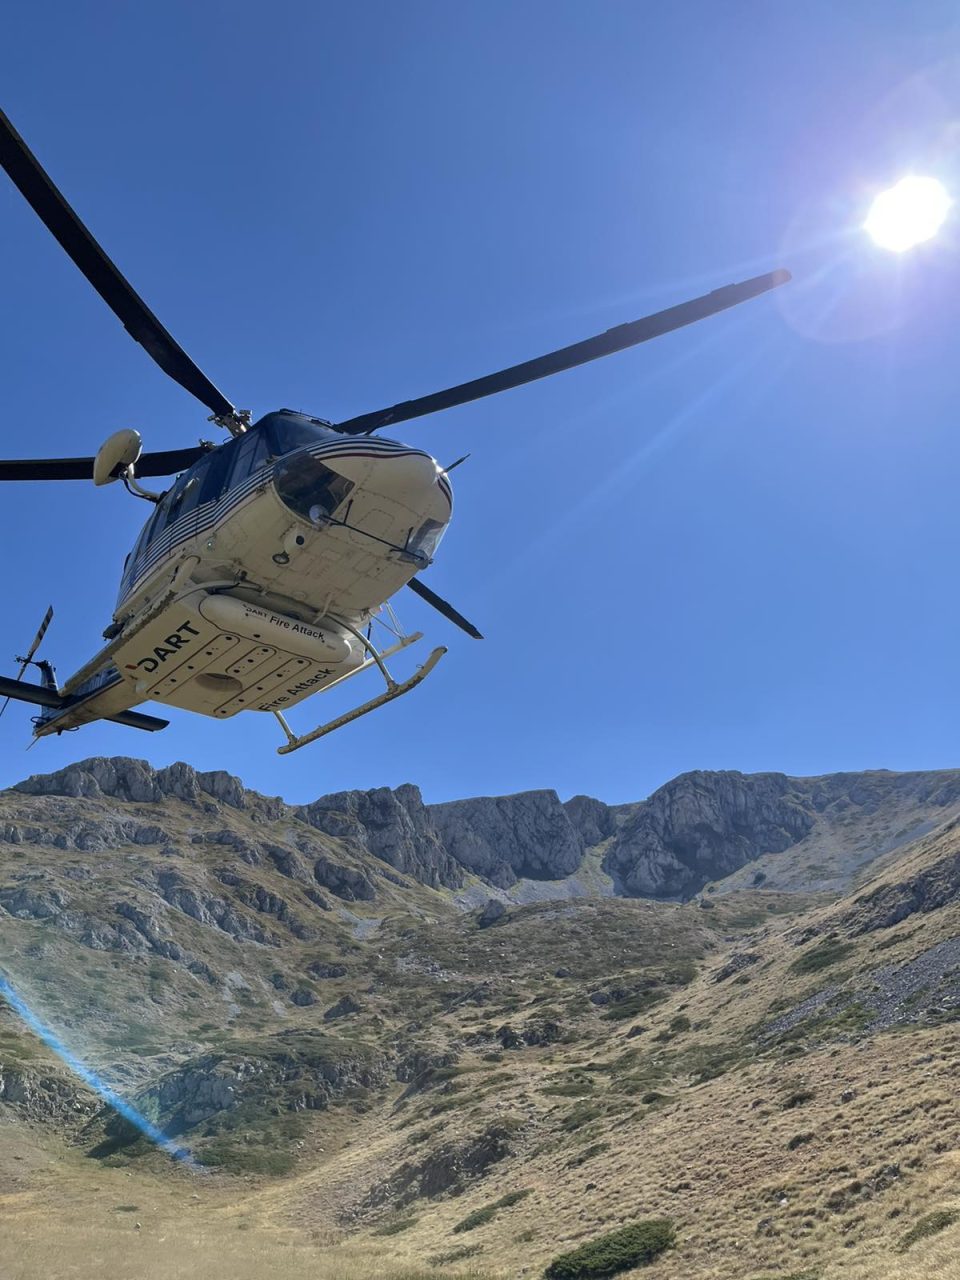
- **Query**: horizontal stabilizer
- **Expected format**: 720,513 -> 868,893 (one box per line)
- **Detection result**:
107,708 -> 170,733
0,675 -> 169,734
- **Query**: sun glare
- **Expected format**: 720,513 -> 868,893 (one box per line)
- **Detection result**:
864,176 -> 951,252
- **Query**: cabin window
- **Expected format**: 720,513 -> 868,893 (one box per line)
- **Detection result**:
230,429 -> 271,485
137,503 -> 165,554
198,440 -> 239,504
159,472 -> 202,532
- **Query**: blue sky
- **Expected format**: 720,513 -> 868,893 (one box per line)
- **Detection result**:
2,1 -> 960,807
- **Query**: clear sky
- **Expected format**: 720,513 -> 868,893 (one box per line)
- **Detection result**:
2,1 -> 960,807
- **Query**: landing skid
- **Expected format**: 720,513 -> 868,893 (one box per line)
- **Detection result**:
272,628 -> 446,755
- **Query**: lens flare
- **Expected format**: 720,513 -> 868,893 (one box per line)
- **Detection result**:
0,973 -> 195,1166
864,176 -> 951,252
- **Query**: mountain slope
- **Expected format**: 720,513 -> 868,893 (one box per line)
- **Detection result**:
3,758 -> 960,1280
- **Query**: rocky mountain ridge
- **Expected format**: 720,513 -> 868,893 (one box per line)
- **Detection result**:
10,756 -> 960,900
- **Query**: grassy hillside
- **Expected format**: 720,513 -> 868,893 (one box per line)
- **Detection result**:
3,769 -> 960,1278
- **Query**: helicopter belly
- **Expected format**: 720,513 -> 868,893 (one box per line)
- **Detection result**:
111,589 -> 363,719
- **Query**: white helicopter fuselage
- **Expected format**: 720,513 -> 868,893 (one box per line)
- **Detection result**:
36,412 -> 453,739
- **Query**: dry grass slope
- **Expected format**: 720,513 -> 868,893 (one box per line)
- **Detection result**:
3,775 -> 960,1278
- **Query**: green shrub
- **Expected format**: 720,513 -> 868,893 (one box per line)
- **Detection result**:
898,1209 -> 959,1252
453,1205 -> 498,1233
497,1189 -> 532,1209
789,940 -> 856,976
669,1015 -> 691,1033
201,1143 -> 295,1175
786,1131 -> 814,1150
373,1215 -> 419,1236
601,990 -> 668,1021
541,1077 -> 595,1097
873,926 -> 920,952
782,1089 -> 815,1109
566,1142 -> 610,1168
453,1188 -> 531,1233
428,1243 -> 482,1265
560,1101 -> 607,1131
662,961 -> 698,985
544,1219 -> 676,1278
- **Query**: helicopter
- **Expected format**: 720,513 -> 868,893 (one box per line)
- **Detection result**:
0,107 -> 790,754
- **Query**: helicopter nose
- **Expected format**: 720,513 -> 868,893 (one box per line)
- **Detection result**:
330,448 -> 448,503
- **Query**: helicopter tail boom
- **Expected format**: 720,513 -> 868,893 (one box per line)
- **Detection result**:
0,674 -> 169,734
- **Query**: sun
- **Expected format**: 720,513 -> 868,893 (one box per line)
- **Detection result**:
864,176 -> 952,252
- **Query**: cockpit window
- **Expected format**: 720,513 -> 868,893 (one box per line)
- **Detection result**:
274,453 -> 355,523
259,411 -> 340,458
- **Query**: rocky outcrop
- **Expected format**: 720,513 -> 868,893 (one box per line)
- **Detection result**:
298,785 -> 462,889
713,951 -> 763,983
214,870 -> 315,939
0,1064 -> 97,1124
563,794 -> 618,847
357,1120 -> 522,1213
312,855 -> 376,902
153,869 -> 278,945
0,883 -> 68,919
134,1030 -> 388,1134
477,898 -> 507,928
603,771 -> 817,899
840,833 -> 960,935
323,993 -> 362,1021
14,757 -> 249,809
429,790 -> 583,887
1,817 -> 172,852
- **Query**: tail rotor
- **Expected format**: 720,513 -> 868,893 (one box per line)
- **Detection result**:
0,606 -> 54,722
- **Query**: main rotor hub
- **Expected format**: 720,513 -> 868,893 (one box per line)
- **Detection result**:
210,408 -> 252,437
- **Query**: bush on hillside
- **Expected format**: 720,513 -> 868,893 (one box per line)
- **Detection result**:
544,1219 -> 675,1278
373,1215 -> 418,1236
897,1209 -> 959,1252
782,1089 -> 816,1109
453,1188 -> 532,1233
789,939 -> 855,976
786,1131 -> 814,1150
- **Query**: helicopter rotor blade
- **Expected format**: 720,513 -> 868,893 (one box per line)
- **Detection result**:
0,445 -> 212,482
0,605 -> 53,723
0,108 -> 238,422
22,605 -> 54,664
407,578 -> 483,640
333,270 -> 790,436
